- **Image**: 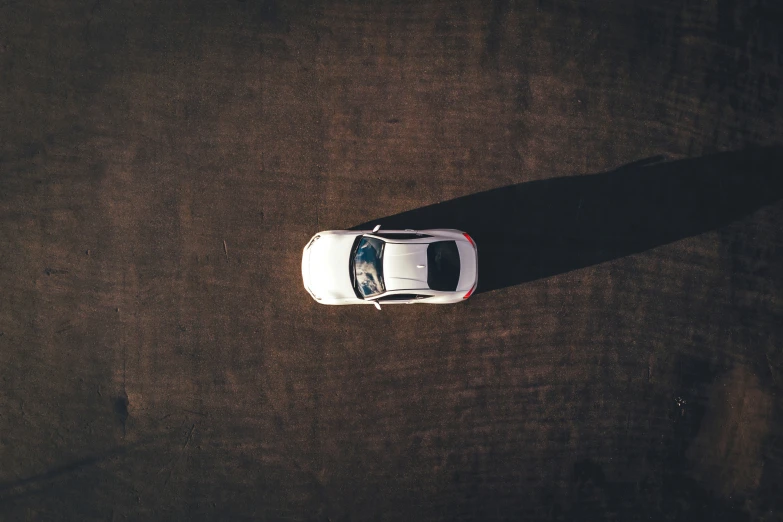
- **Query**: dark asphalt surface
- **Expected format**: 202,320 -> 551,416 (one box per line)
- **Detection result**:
1,1 -> 782,520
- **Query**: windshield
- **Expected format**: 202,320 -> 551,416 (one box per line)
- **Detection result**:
351,236 -> 386,298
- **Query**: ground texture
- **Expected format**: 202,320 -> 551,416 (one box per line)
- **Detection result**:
1,0 -> 782,520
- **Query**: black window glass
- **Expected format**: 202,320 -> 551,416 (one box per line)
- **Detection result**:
374,233 -> 431,240
427,241 -> 460,291
380,293 -> 418,301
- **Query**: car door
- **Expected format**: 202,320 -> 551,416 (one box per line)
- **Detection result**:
377,293 -> 419,305
378,293 -> 435,305
371,231 -> 431,241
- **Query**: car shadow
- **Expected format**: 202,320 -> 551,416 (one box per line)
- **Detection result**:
353,146 -> 783,294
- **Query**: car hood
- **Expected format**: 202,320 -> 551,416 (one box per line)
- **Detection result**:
306,234 -> 359,300
383,243 -> 429,291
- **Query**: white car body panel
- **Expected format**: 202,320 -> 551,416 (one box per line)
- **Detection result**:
302,228 -> 478,306
382,243 -> 429,291
456,241 -> 478,291
302,232 -> 363,304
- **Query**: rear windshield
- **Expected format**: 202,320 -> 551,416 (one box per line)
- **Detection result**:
427,241 -> 460,291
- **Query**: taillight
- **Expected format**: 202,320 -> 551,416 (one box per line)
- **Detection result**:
463,285 -> 475,299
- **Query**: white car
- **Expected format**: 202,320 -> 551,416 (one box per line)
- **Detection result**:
302,226 -> 478,308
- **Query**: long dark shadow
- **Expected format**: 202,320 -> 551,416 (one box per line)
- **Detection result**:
354,147 -> 783,294
0,438 -> 155,504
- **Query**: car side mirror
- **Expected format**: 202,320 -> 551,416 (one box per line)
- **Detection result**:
372,224 -> 381,233
373,301 -> 382,310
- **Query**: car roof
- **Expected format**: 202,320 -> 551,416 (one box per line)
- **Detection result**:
382,242 -> 430,291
